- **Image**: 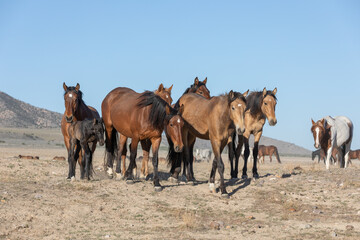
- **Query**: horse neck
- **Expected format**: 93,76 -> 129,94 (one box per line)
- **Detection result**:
216,96 -> 233,127
74,100 -> 90,121
320,127 -> 332,151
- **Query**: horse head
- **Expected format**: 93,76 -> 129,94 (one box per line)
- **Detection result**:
165,105 -> 185,153
154,83 -> 173,105
261,88 -> 277,126
311,118 -> 330,149
228,90 -> 248,135
63,82 -> 81,123
192,77 -> 211,99
92,118 -> 105,146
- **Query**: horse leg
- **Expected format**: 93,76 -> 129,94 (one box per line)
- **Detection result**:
104,127 -> 117,178
125,138 -> 139,183
252,132 -> 263,178
233,134 -> 244,179
325,146 -> 334,170
211,139 -> 228,198
241,137 -> 250,179
227,133 -> 235,179
209,157 -> 218,193
67,139 -> 76,180
150,137 -> 162,191
269,150 -> 273,163
188,135 -> 196,182
115,135 -> 126,179
140,139 -> 151,179
79,148 -> 86,180
81,142 -> 91,180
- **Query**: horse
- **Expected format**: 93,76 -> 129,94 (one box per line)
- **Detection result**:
194,148 -> 212,162
311,116 -> 353,169
258,145 -> 281,164
168,90 -> 248,198
61,83 -> 101,178
311,148 -> 338,164
115,83 -> 173,180
67,118 -> 105,180
349,149 -> 360,162
228,88 -> 278,179
102,87 -> 184,191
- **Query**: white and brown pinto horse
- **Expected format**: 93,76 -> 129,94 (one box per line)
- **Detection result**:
311,116 -> 353,169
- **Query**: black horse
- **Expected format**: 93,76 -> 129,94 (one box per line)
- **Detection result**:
67,118 -> 105,180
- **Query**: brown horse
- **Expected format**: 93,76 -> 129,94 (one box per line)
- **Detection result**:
229,88 -> 277,179
61,83 -> 100,179
312,148 -> 338,164
102,87 -> 184,191
349,150 -> 360,162
115,84 -> 173,180
168,90 -> 248,197
258,145 -> 281,164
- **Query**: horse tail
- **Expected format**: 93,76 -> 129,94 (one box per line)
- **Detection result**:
103,128 -> 118,170
274,147 -> 281,163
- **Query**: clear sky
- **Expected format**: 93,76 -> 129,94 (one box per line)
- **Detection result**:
1,0 -> 359,150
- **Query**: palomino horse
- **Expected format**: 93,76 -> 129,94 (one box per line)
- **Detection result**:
61,83 -> 100,179
258,145 -> 281,164
168,91 -> 248,197
68,118 -> 105,180
116,84 -> 173,180
229,88 -> 278,179
102,87 -> 184,191
311,116 -> 353,169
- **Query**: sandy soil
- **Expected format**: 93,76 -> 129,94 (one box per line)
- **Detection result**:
0,146 -> 360,240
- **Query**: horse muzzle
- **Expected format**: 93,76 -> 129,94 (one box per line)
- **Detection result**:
174,145 -> 183,153
314,144 -> 320,149
65,115 -> 73,123
237,127 -> 245,135
99,139 -> 105,146
269,119 -> 277,126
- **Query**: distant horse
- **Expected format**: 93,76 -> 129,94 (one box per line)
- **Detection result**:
61,83 -> 101,178
68,118 -> 105,180
116,83 -> 173,180
311,148 -> 338,164
168,90 -> 248,197
228,88 -> 278,179
102,87 -> 184,191
258,145 -> 281,164
349,150 -> 360,161
311,116 -> 353,169
169,77 -> 211,177
194,149 -> 212,162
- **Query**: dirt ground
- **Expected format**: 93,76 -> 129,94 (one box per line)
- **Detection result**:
1,146 -> 360,240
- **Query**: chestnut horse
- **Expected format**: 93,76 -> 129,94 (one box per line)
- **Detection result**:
168,90 -> 248,198
102,87 -> 184,191
61,83 -> 100,179
258,145 -> 281,164
229,88 -> 278,179
115,84 -> 173,180
311,116 -> 353,169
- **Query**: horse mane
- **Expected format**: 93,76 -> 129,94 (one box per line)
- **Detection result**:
245,91 -> 277,116
64,87 -> 85,105
137,91 -> 177,130
227,91 -> 246,105
174,82 -> 208,109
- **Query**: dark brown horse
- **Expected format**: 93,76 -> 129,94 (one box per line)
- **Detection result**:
102,87 -> 184,191
61,83 -> 100,179
258,145 -> 281,164
168,90 -> 248,198
229,88 -> 277,179
115,84 -> 174,180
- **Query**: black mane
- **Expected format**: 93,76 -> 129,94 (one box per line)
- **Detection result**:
64,87 -> 85,104
137,91 -> 177,130
228,91 -> 247,105
174,81 -> 208,109
245,91 -> 277,116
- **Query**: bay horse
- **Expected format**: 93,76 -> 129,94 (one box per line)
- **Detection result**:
349,150 -> 360,162
102,87 -> 184,191
258,145 -> 281,164
311,116 -> 353,169
168,90 -> 248,198
68,118 -> 105,180
61,83 -> 101,179
228,88 -> 278,179
114,83 -> 173,180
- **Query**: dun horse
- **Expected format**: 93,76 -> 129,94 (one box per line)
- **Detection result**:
258,145 -> 281,164
311,116 -> 353,169
68,119 -> 105,180
61,83 -> 101,179
168,90 -> 248,198
102,87 -> 184,191
229,88 -> 278,179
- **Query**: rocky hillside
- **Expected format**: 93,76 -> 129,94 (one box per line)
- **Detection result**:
0,91 -> 62,128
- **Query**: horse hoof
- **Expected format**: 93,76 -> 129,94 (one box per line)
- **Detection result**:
70,176 -> 75,182
242,175 -> 248,179
168,176 -> 179,183
126,179 -> 135,184
253,173 -> 259,179
154,186 -> 163,192
221,193 -> 230,199
187,181 -> 195,186
115,172 -> 123,180
66,177 -> 71,181
106,168 -> 114,179
209,183 -> 216,193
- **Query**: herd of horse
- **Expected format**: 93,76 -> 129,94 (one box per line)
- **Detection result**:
60,78 -> 356,198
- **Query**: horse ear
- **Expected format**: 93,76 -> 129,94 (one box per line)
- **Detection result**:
178,104 -> 184,115
320,119 -> 325,127
229,90 -> 234,99
157,83 -> 164,93
194,77 -> 199,86
243,89 -> 249,98
63,82 -> 68,91
311,119 -> 315,125
75,83 -> 80,91
203,77 -> 207,84
262,88 -> 267,97
272,88 -> 277,95
167,84 -> 173,92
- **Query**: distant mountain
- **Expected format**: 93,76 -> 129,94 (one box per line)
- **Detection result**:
0,91 -> 62,128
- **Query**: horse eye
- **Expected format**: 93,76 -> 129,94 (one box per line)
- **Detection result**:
232,106 -> 235,110
199,91 -> 203,94
264,102 -> 268,105
170,123 -> 173,127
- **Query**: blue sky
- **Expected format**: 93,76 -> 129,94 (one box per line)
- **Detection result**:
1,1 -> 359,150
